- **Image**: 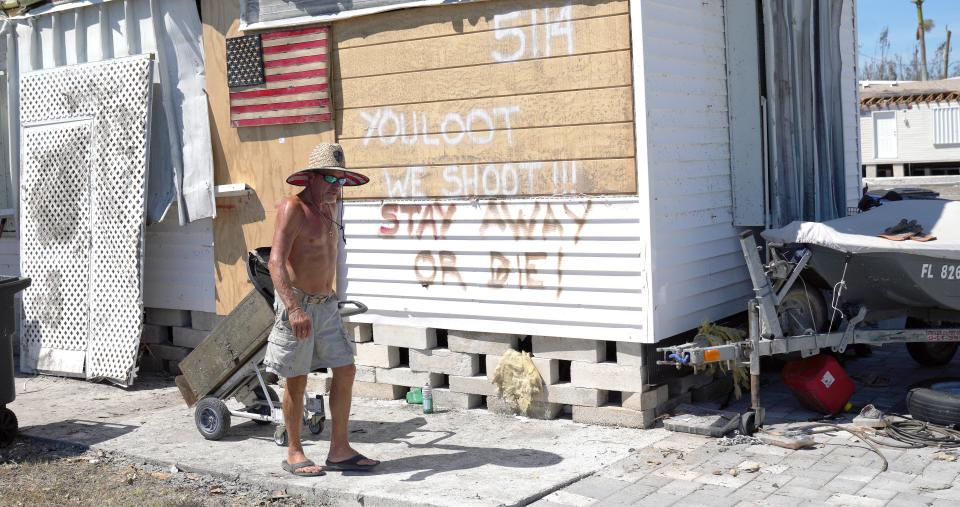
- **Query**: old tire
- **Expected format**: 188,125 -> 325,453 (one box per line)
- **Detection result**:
0,407 -> 17,447
778,283 -> 829,336
195,397 -> 231,441
906,342 -> 958,366
907,378 -> 960,426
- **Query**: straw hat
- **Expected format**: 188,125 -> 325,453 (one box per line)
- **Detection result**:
286,143 -> 369,186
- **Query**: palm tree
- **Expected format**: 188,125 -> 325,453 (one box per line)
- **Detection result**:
913,0 -> 935,80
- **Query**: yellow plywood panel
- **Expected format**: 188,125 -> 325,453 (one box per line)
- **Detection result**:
337,87 -> 634,140
341,122 -> 634,168
342,158 -> 637,199
334,50 -> 632,109
337,14 -> 630,78
335,0 -> 629,49
204,0 -> 335,314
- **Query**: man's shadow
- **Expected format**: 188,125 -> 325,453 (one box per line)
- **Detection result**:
231,414 -> 563,481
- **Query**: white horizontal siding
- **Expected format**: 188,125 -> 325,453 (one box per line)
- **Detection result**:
641,0 -> 750,340
341,197 -> 648,341
861,102 -> 960,165
840,0 -> 861,207
142,213 -> 215,312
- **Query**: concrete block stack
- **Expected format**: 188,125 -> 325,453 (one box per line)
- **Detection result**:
139,308 -> 219,376
342,326 -> 730,429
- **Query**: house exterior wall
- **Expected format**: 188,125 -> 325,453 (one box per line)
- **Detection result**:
839,0 -> 862,208
861,101 -> 960,166
4,0 -> 216,314
641,0 -> 860,340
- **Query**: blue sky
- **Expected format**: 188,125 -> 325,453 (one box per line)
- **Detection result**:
858,0 -> 959,64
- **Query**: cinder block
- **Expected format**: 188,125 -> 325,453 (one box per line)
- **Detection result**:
372,324 -> 437,349
486,396 -> 562,420
137,354 -> 165,373
140,324 -> 171,345
306,371 -> 333,394
534,383 -> 607,407
165,360 -> 183,376
616,342 -> 648,368
657,392 -> 693,417
355,342 -> 400,368
171,326 -> 208,349
190,311 -> 220,332
532,336 -> 605,363
410,348 -> 479,376
448,330 -> 520,355
144,308 -> 191,327
352,381 -> 405,400
449,375 -> 497,396
433,388 -> 483,409
692,376 -> 734,403
532,357 -> 560,385
573,404 -> 656,429
667,371 -> 714,397
345,323 -> 373,343
355,365 -> 377,383
623,384 -> 668,411
375,367 -> 443,388
570,361 -> 647,392
147,344 -> 191,361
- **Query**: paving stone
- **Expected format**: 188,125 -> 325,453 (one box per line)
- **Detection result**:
345,323 -> 373,342
631,491 -> 684,507
597,483 -> 658,506
432,388 -> 482,410
190,311 -> 220,331
834,465 -> 881,484
655,479 -> 701,497
563,475 -> 633,500
144,308 -> 191,327
355,342 -> 400,368
372,324 -> 437,349
448,374 -> 497,396
822,477 -> 870,495
537,490 -> 594,507
572,404 -> 655,429
854,487 -> 900,502
447,330 -> 519,355
141,324 -> 171,344
766,485 -> 833,503
824,493 -> 885,506
570,361 -> 647,392
532,335 -> 605,363
409,348 -> 479,376
351,381 -> 405,400
887,492 -> 937,507
755,495 -> 805,507
172,326 -> 208,349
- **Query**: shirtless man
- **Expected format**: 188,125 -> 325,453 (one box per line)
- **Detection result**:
265,143 -> 378,477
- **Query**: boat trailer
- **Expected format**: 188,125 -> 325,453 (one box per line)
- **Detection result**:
657,230 -> 960,434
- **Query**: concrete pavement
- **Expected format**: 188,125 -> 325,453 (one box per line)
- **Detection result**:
10,344 -> 960,506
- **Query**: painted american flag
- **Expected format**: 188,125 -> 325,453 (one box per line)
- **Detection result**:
226,26 -> 331,128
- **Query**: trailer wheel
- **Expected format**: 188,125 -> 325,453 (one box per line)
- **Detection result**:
907,378 -> 960,426
195,397 -> 231,441
0,407 -> 17,447
906,342 -> 958,366
778,283 -> 828,336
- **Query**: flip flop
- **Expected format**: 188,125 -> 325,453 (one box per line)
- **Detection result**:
282,459 -> 325,477
325,453 -> 380,472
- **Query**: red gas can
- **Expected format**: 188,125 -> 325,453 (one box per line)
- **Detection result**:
782,354 -> 855,415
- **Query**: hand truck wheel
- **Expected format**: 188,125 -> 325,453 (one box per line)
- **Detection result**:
308,414 -> 325,435
195,397 -> 231,441
0,406 -> 17,447
274,425 -> 288,447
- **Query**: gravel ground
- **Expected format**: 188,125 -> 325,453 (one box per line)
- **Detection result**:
0,437 -> 311,507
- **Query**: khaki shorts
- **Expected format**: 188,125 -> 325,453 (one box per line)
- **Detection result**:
263,288 -> 355,378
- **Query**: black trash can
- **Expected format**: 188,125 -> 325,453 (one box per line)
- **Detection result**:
0,276 -> 31,447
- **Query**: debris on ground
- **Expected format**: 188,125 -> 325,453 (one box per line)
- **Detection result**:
491,350 -> 544,414
716,432 -> 763,446
662,404 -> 740,437
758,430 -> 817,449
933,452 -> 958,462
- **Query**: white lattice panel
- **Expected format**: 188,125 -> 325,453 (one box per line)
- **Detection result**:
19,55 -> 154,385
19,120 -> 94,377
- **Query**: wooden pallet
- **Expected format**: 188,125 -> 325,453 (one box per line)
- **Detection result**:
175,289 -> 274,406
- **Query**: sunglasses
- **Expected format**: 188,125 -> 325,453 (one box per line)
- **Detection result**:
322,174 -> 347,186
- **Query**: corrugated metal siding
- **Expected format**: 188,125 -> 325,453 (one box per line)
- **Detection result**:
641,0 -> 750,340
341,197 -> 647,341
861,103 -> 960,165
4,0 -> 216,313
839,0 -> 861,207
241,0 -> 480,28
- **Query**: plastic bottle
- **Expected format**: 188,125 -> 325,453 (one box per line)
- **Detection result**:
422,379 -> 433,414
